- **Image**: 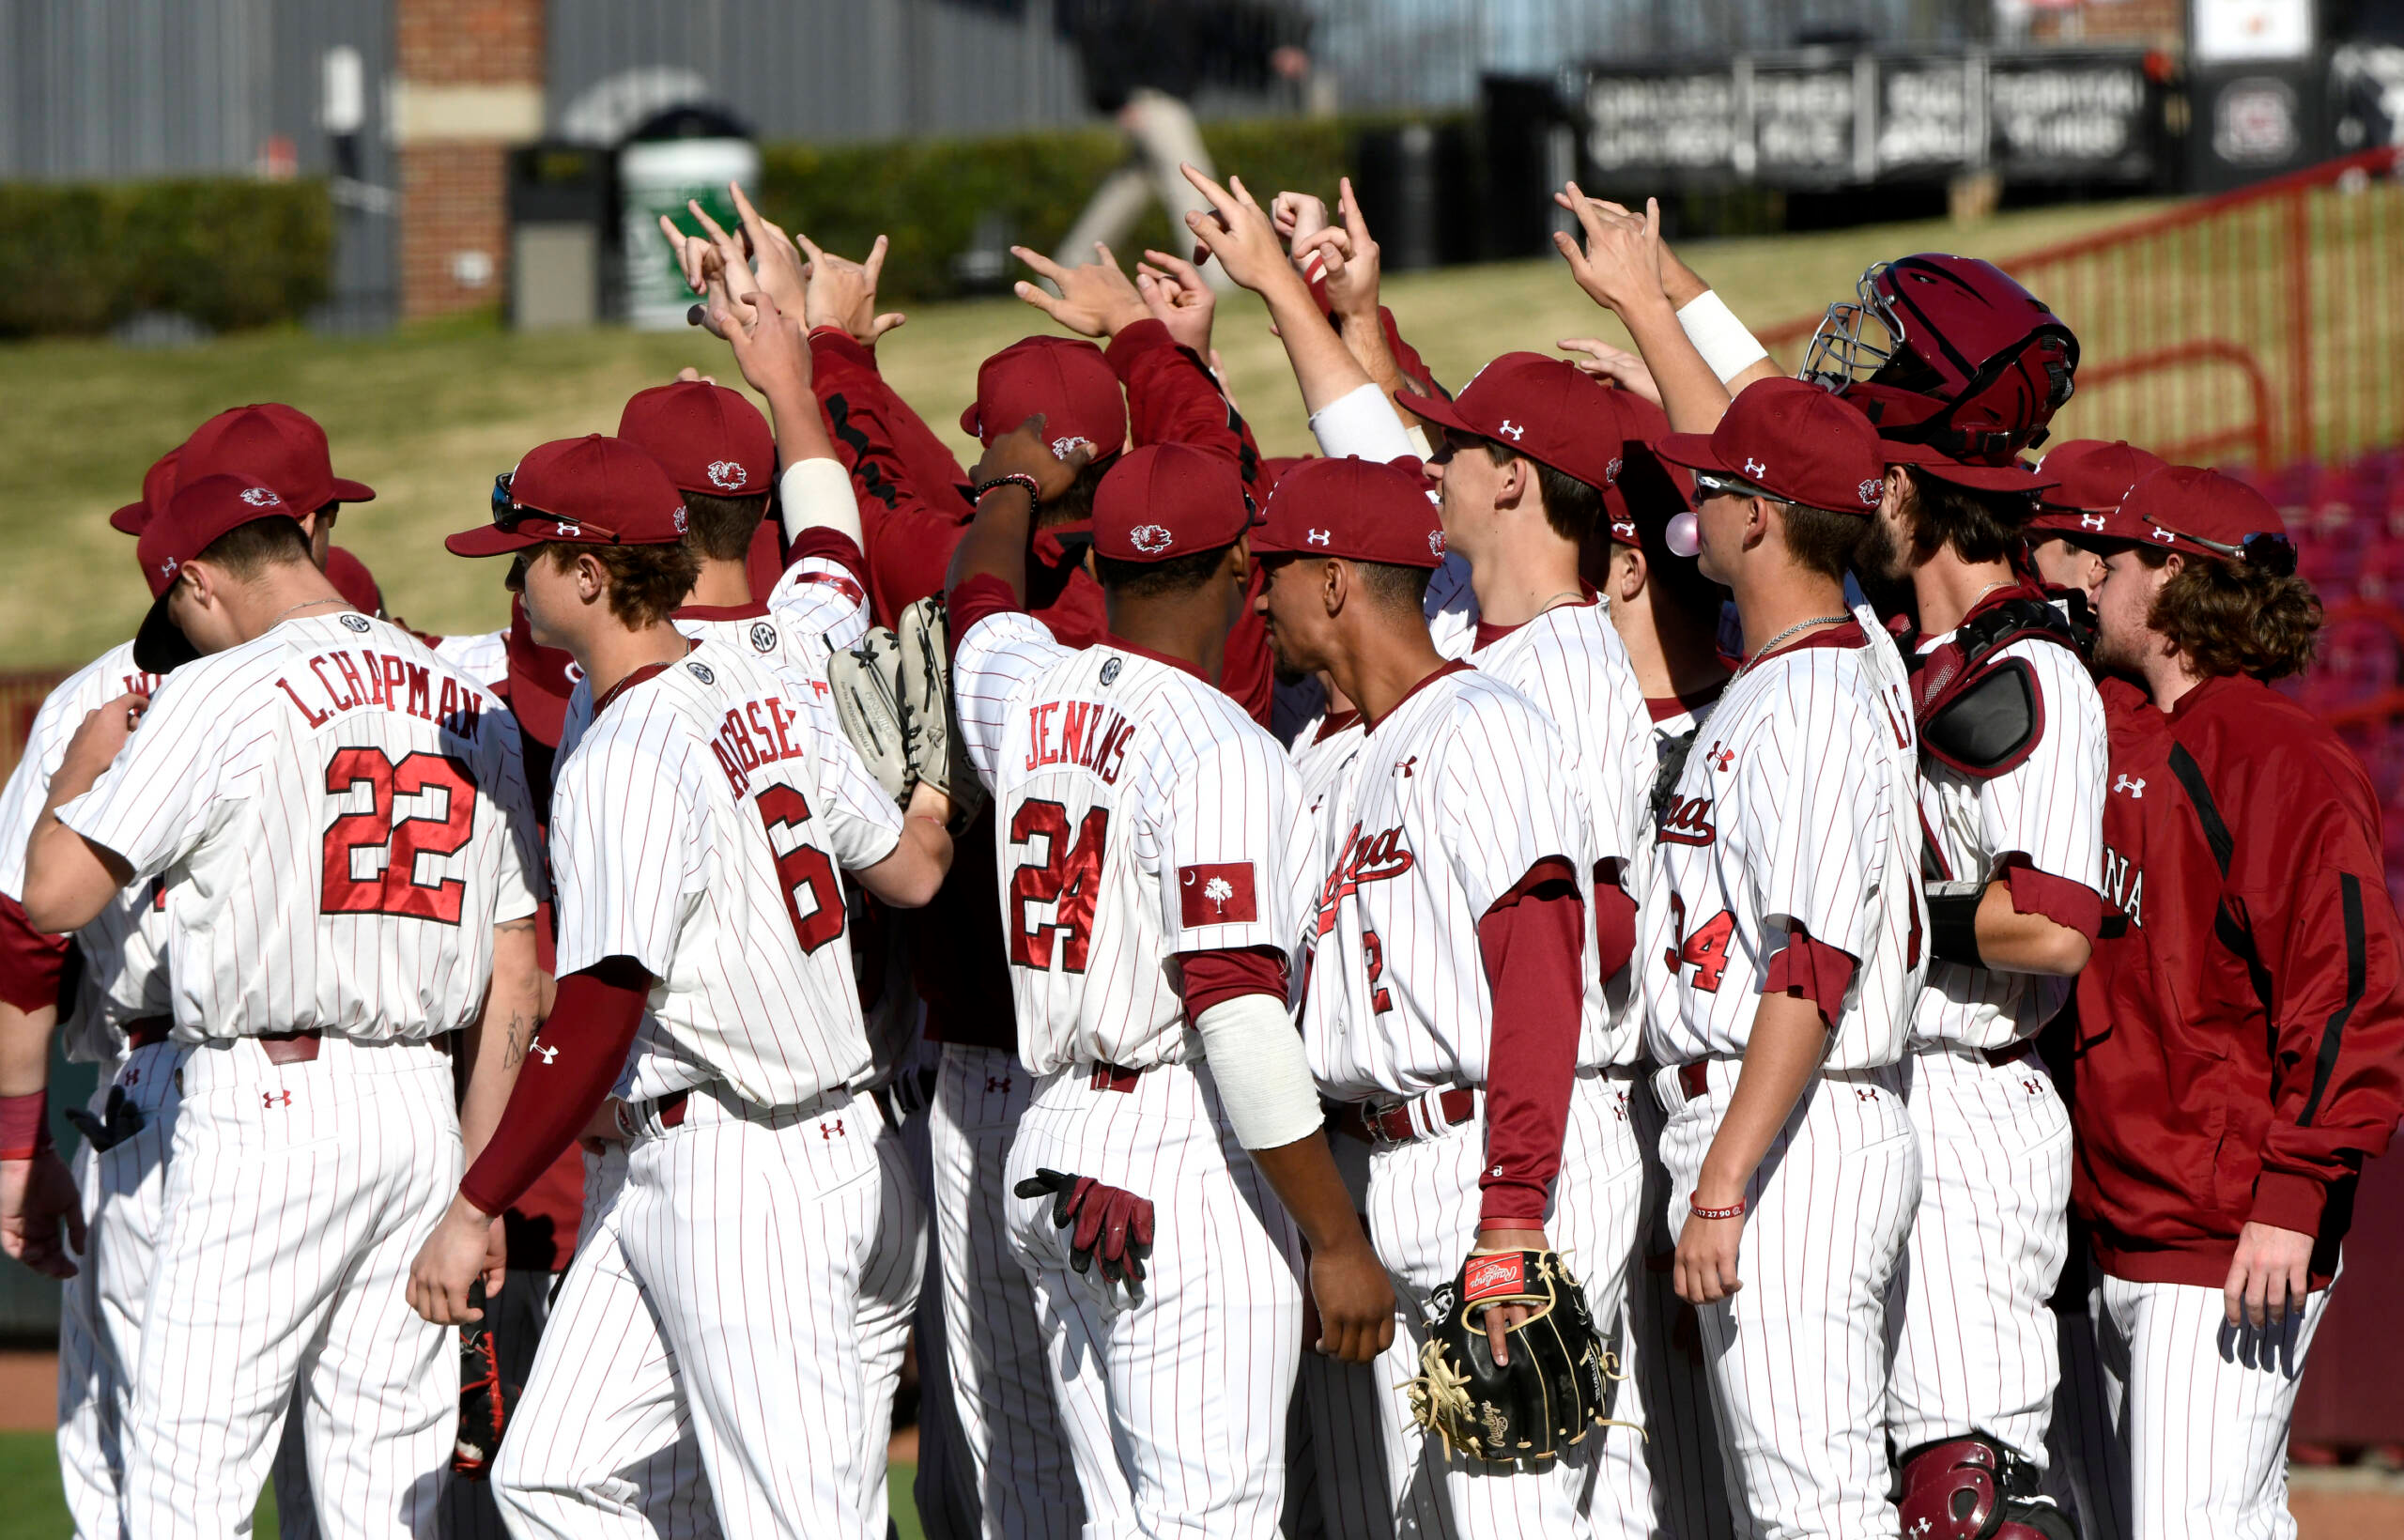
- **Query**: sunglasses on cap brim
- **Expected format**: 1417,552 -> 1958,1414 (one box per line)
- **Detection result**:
1693,470 -> 1774,502
2190,529 -> 2300,578
489,470 -> 624,543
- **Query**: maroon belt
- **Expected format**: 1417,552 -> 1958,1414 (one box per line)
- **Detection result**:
655,1091 -> 690,1129
124,1018 -> 171,1052
1678,1062 -> 1710,1101
260,1030 -> 322,1066
1981,1040 -> 2035,1070
1336,1088 -> 1476,1147
1088,1062 -> 1142,1093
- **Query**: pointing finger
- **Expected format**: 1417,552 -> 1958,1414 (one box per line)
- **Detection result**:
793,229 -> 828,269
863,233 -> 889,288
1010,245 -> 1071,285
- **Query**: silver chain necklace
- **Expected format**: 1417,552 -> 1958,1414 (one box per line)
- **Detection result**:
269,597 -> 354,629
1735,612 -> 1849,679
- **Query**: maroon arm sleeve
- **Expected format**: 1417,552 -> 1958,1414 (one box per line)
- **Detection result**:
1592,866 -> 1637,980
1107,318 -> 1264,487
809,326 -> 977,620
458,961 -> 650,1218
2243,757 -> 2404,1235
2000,856 -> 2104,942
1476,856 -> 1586,1226
0,892 -> 69,1013
1761,925 -> 1859,1031
1176,946 -> 1288,1020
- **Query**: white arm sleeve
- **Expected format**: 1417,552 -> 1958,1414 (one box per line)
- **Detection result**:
1307,381 -> 1419,463
1194,992 -> 1326,1151
778,457 -> 864,547
1675,290 -> 1772,383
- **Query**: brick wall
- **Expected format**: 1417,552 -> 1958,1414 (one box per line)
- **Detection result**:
393,0 -> 545,320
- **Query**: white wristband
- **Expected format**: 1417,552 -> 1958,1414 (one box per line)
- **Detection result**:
778,457 -> 863,547
1675,290 -> 1771,384
1194,991 -> 1325,1152
1307,380 -> 1418,464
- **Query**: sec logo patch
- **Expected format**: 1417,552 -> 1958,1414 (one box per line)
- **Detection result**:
686,661 -> 716,685
749,621 -> 777,654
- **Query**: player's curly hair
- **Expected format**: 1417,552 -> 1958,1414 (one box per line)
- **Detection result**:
679,491 -> 770,563
1899,467 -> 2036,566
531,540 -> 701,630
2131,545 -> 2321,682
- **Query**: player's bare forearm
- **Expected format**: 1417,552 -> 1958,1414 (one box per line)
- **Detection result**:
0,1002 -> 58,1098
1266,274 -> 1376,416
1970,880 -> 2092,977
1246,1132 -> 1396,1363
458,918 -> 543,1164
854,787 -> 953,909
763,375 -> 839,469
22,821 -> 130,936
1701,992 -> 1829,1203
947,484 -> 1035,607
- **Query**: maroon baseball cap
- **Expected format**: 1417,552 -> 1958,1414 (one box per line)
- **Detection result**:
2030,439 -> 2170,537
1401,352 -> 1630,493
1601,393 -> 1690,547
174,404 -> 375,513
1656,378 -> 1888,516
1881,436 -> 2057,496
1255,455 -> 1448,569
2121,465 -> 2295,566
111,447 -> 182,536
962,336 -> 1128,459
132,474 -> 305,671
618,381 -> 776,498
1089,443 -> 1261,564
323,546 -> 384,617
445,437 -> 690,557
500,595 -> 579,748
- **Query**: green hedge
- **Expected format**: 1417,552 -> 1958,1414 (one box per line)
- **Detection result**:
756,115 -> 1438,301
0,177 -> 332,338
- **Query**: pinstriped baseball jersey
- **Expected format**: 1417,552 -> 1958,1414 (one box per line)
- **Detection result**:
953,609 -> 1310,1076
433,628 -> 510,690
1290,711 -> 1366,818
549,636 -> 902,1109
1300,663 -> 1603,1101
1470,599 -> 1653,1067
58,612 -> 544,1041
0,640 -> 170,1061
1912,634 -> 2107,1048
1423,552 -> 1478,661
1639,608 -> 1927,1070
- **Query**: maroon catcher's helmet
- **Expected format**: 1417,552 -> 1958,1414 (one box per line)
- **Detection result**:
1802,254 -> 2079,465
1893,1435 -> 2079,1540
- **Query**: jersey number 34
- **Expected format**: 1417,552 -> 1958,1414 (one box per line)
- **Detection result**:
1663,892 -> 1735,993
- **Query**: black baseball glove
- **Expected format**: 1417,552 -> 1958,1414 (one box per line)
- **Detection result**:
453,1280 -> 507,1479
1406,1249 -> 1624,1467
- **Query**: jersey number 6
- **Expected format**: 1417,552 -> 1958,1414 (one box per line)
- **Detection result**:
321,747 -> 477,924
1009,799 -> 1108,973
757,784 -> 846,954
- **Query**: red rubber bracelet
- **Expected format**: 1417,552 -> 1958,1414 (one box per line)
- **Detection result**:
1688,1191 -> 1745,1221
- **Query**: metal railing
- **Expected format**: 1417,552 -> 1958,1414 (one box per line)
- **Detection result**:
1757,147 -> 2404,470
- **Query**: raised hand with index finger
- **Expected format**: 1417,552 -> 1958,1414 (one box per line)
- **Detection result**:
1009,243 -> 1149,340
794,231 -> 906,347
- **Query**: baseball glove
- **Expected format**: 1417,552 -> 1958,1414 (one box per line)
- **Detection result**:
1406,1249 -> 1625,1467
452,1280 -> 507,1479
824,625 -> 910,808
894,596 -> 987,834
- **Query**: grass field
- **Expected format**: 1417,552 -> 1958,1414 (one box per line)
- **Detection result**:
0,197 -> 2169,673
0,1430 -> 926,1538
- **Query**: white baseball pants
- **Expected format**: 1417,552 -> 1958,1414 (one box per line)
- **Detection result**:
1653,1059 -> 1921,1540
2092,1270 -> 2335,1540
856,1099 -> 929,1540
1887,1046 -> 2073,1464
931,1043 -> 1086,1538
1007,1058 -> 1305,1539
1364,1068 -> 1646,1540
120,1036 -> 458,1540
493,1085 -> 891,1539
1286,1122 -> 1394,1540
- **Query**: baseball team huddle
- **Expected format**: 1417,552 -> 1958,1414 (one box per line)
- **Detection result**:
0,160 -> 2397,1540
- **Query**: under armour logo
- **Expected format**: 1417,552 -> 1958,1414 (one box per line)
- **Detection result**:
122,1065 -> 141,1086
986,1075 -> 1012,1095
706,459 -> 747,490
2114,775 -> 2145,797
1306,529 -> 1331,546
557,521 -> 582,537
1910,1520 -> 1933,1539
1708,742 -> 1734,772
1745,457 -> 1768,478
1497,420 -> 1526,441
820,1118 -> 845,1140
1855,1086 -> 1879,1101
1395,756 -> 1418,778
160,558 -> 180,581
532,1040 -> 560,1065
263,1089 -> 292,1109
2024,1078 -> 2044,1095
2150,525 -> 2175,543
2080,513 -> 2107,531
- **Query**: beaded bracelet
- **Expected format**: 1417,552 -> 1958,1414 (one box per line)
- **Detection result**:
973,473 -> 1042,506
1688,1191 -> 1746,1221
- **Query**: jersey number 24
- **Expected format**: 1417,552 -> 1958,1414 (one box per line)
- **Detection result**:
1009,799 -> 1107,973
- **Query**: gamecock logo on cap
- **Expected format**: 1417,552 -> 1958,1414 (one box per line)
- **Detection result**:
1605,456 -> 1624,483
1858,479 -> 1882,506
671,506 -> 689,533
1054,437 -> 1095,460
1129,524 -> 1174,555
239,486 -> 282,507
1428,530 -> 1447,558
706,460 -> 746,490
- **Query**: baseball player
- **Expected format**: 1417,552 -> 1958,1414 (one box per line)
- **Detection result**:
18,470 -> 544,1540
946,429 -> 1393,1539
2026,439 -> 2169,608
1247,453 -> 1625,1536
2068,466 -> 2404,1540
414,433 -> 951,1539
1642,378 -> 1928,1540
1857,434 -> 2107,1530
